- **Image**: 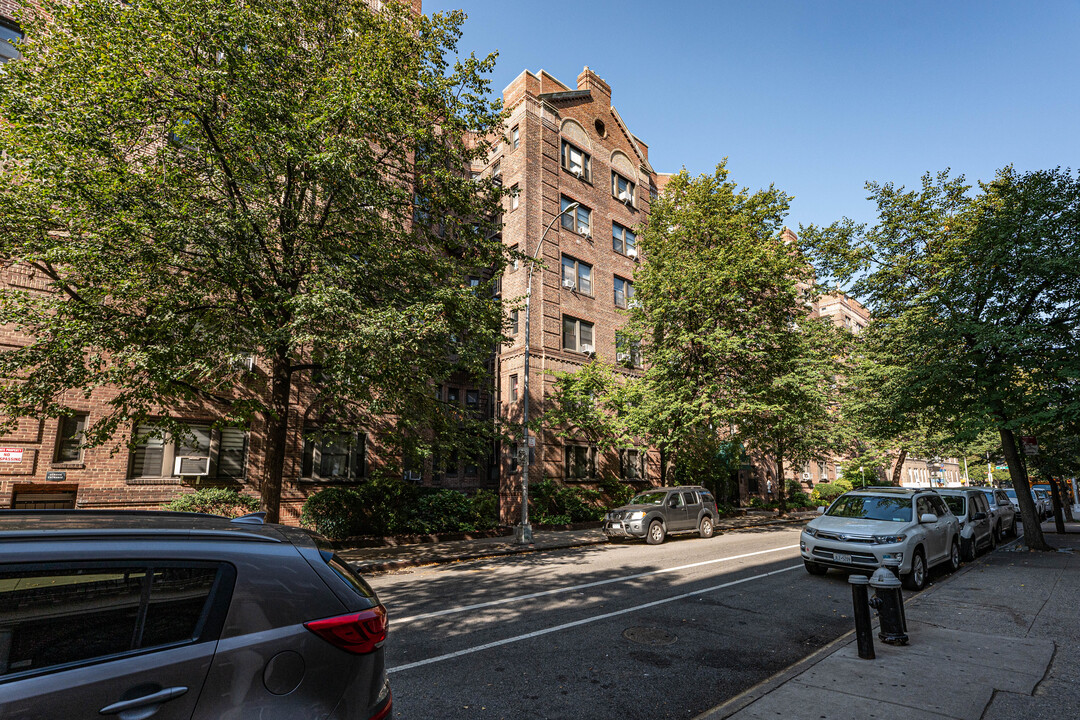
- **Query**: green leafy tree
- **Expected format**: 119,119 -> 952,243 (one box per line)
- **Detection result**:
0,0 -> 506,521
801,167 -> 1080,550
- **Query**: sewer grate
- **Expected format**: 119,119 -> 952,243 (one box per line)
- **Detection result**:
623,626 -> 677,646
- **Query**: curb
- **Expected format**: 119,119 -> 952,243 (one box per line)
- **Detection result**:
693,529 -> 1020,719
351,514 -> 815,575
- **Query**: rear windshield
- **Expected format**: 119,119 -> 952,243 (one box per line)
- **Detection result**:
327,555 -> 376,602
826,496 -> 912,522
942,496 -> 966,516
631,491 -> 668,505
1004,489 -> 1017,499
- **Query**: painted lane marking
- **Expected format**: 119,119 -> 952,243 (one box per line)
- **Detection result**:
391,543 -> 800,625
387,564 -> 802,673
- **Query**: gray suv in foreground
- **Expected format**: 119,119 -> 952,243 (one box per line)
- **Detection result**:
0,510 -> 392,720
604,485 -> 719,544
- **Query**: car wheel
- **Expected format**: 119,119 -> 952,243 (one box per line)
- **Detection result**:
903,549 -> 927,591
961,536 -> 976,562
949,538 -> 961,571
646,520 -> 666,545
804,560 -> 828,576
1010,517 -> 1018,537
698,516 -> 714,539
990,526 -> 998,549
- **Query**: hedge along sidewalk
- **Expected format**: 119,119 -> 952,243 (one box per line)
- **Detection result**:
339,510 -> 820,575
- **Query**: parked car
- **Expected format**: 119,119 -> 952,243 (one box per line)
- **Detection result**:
978,488 -> 1018,539
938,488 -> 996,560
800,487 -> 960,591
604,486 -> 719,544
1003,488 -> 1021,514
0,510 -> 392,720
1033,488 -> 1052,519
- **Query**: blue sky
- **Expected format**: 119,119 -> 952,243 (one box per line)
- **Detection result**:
425,0 -> 1080,229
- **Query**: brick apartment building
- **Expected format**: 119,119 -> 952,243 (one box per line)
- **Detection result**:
480,67 -> 662,519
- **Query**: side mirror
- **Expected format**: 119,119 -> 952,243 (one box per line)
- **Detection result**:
972,511 -> 987,521
919,513 -> 938,523
668,499 -> 678,508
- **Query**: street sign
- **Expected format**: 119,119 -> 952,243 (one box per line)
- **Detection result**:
1020,436 -> 1039,456
46,471 -> 66,482
528,436 -> 535,448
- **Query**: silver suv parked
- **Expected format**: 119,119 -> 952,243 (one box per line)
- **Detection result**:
0,510 -> 392,720
978,488 -> 1018,540
938,488 -> 996,561
801,487 -> 961,591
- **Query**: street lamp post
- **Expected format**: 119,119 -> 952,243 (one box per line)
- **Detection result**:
515,202 -> 580,544
860,465 -> 865,489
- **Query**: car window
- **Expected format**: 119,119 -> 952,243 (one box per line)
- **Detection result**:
825,496 -> 912,522
701,492 -> 715,504
942,495 -> 966,517
0,564 -> 221,678
928,496 -> 949,517
975,495 -> 989,514
1005,489 -> 1017,500
683,492 -> 699,506
916,496 -> 933,517
631,491 -> 667,505
669,493 -> 684,508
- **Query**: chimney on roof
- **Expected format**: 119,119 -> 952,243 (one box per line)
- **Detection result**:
577,66 -> 611,104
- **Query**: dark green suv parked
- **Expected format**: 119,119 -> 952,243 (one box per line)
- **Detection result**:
604,485 -> 719,544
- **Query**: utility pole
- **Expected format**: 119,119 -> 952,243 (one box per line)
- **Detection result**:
516,201 -> 580,544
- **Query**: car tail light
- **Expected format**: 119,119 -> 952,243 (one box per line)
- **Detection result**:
368,690 -> 393,720
305,605 -> 388,654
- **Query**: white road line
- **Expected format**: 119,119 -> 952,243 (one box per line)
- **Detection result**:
387,564 -> 802,674
392,544 -> 800,625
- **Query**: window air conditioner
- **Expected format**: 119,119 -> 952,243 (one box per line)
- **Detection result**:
580,344 -> 594,354
562,278 -> 576,290
802,472 -> 813,480
572,167 -> 583,178
578,226 -> 590,238
627,299 -> 640,309
627,248 -> 638,259
175,456 -> 211,477
618,190 -> 630,202
616,352 -> 630,363
232,354 -> 256,373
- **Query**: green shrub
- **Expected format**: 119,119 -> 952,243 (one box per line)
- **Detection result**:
810,482 -> 847,506
412,490 -> 476,534
747,496 -> 766,509
530,479 -> 606,525
469,489 -> 498,531
162,488 -> 260,518
789,491 -> 814,509
835,478 -> 853,492
785,478 -> 803,499
300,487 -> 366,540
348,472 -> 420,535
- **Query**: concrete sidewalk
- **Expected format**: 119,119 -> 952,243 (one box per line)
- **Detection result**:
338,510 -> 818,574
698,522 -> 1080,720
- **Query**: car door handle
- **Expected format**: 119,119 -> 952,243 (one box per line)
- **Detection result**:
100,686 -> 188,715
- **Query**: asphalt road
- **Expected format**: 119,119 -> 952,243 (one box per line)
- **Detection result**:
369,524 -> 862,720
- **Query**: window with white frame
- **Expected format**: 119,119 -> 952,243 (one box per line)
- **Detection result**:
492,158 -> 501,183
561,255 -> 592,294
510,243 -> 520,271
511,125 -> 520,150
615,332 -> 642,368
510,309 -> 519,335
302,430 -> 366,481
510,183 -> 520,211
612,222 -> 636,256
565,444 -> 596,480
509,374 -> 519,403
621,448 -> 646,480
562,316 -> 594,353
561,196 -> 592,235
613,276 -> 634,308
129,423 -> 247,479
560,140 -> 590,181
612,171 -> 635,206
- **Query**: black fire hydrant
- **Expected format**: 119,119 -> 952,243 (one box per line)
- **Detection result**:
869,566 -> 909,646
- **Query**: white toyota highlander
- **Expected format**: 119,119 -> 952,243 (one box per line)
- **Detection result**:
800,487 -> 961,591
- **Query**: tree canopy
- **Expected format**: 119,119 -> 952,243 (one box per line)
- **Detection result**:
0,0 -> 507,520
800,167 -> 1080,549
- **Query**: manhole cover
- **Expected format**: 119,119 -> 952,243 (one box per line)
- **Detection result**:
623,626 -> 677,646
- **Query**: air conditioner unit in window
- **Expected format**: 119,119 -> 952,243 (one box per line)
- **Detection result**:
578,226 -> 591,238
627,248 -> 638,259
572,167 -> 583,178
562,278 -> 576,290
802,472 -> 813,480
234,354 -> 256,373
618,190 -> 630,202
175,456 -> 211,477
627,299 -> 640,310
580,344 -> 594,354
616,352 -> 630,363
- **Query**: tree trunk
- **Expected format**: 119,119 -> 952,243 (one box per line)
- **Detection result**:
1061,478 -> 1075,522
999,427 -> 1052,551
1048,476 -> 1066,534
890,448 -> 907,486
261,345 -> 293,524
775,437 -> 788,516
659,443 -> 668,488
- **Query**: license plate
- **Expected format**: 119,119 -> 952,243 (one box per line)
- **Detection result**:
833,553 -> 852,564
611,522 -> 622,529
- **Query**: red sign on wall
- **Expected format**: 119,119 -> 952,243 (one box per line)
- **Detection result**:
0,447 -> 25,463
